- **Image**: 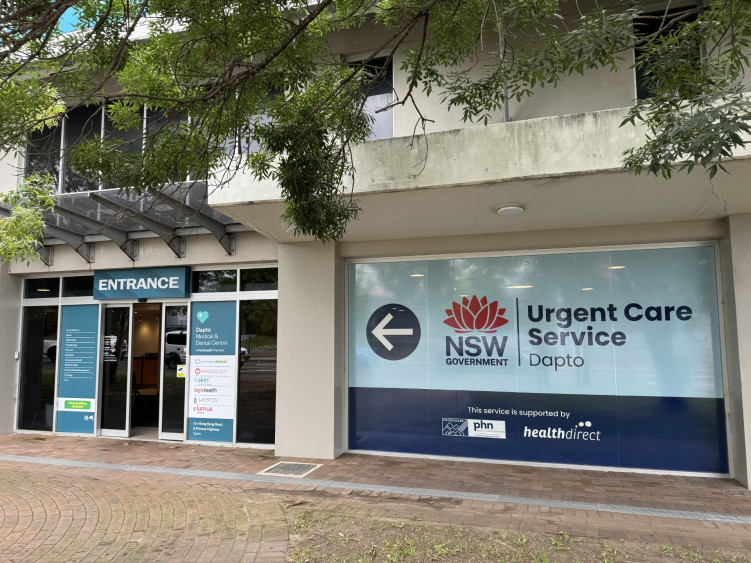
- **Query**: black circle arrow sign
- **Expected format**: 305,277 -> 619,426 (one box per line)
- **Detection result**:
366,304 -> 421,360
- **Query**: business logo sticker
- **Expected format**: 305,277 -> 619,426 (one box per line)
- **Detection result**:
522,420 -> 601,442
442,418 -> 506,439
444,296 -> 510,367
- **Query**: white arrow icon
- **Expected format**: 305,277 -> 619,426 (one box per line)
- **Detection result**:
372,313 -> 414,351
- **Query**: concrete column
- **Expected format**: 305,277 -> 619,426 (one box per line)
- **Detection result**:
723,215 -> 751,487
274,242 -> 345,458
0,264 -> 23,434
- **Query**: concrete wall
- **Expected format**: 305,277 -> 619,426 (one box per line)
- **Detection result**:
390,39 -> 635,138
275,242 -> 345,458
722,215 -> 751,487
328,5 -> 639,139
0,263 -> 23,433
0,151 -> 22,194
339,220 -> 726,260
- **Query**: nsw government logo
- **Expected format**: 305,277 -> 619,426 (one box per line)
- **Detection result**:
442,418 -> 507,439
444,296 -> 509,366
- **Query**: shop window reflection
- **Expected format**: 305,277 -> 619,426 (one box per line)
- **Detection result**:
18,306 -> 59,431
191,270 -> 238,293
237,300 -> 277,443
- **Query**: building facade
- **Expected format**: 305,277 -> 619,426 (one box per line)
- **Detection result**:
2,8 -> 751,488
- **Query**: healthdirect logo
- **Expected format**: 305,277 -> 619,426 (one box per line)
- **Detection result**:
443,296 -> 509,333
523,420 -> 601,441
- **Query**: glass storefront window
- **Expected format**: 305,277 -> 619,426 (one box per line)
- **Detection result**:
162,305 -> 187,435
240,268 -> 278,291
191,270 -> 237,293
237,300 -> 277,443
24,278 -> 60,299
18,306 -> 59,431
62,276 -> 94,297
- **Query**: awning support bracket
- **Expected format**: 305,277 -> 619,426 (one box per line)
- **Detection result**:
88,192 -> 185,258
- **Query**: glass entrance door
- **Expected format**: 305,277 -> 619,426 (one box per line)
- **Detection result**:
160,304 -> 188,440
100,305 -> 131,437
131,303 -> 162,436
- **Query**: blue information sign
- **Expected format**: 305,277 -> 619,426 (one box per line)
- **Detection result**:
348,246 -> 728,473
57,304 -> 99,434
187,301 -> 237,442
93,267 -> 191,300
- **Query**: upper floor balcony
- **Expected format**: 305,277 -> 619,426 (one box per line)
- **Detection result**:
209,106 -> 751,244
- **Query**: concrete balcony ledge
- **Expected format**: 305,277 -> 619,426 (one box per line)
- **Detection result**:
209,107 -> 646,207
350,107 -> 647,195
209,107 -> 751,243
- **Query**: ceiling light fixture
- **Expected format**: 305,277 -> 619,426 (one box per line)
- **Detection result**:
496,204 -> 525,216
608,266 -> 625,270
410,273 -> 424,277
507,285 -> 533,289
581,287 -> 594,291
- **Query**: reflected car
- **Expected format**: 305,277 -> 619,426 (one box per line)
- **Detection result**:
164,352 -> 180,369
165,330 -> 187,356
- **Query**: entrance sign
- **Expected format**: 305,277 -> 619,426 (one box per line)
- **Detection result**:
348,246 -> 728,472
93,267 -> 191,300
57,304 -> 98,434
187,301 -> 237,442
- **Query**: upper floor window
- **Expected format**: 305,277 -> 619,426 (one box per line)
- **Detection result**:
26,104 -> 103,193
25,103 -> 188,193
634,5 -> 699,99
356,57 -> 393,141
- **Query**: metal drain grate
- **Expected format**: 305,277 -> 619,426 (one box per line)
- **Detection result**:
258,461 -> 321,478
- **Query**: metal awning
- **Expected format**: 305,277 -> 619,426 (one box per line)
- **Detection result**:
1,181 -> 243,265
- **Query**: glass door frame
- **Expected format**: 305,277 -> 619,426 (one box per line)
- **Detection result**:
98,302 -> 133,438
159,301 -> 189,441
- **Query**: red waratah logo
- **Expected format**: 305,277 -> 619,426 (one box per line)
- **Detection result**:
443,296 -> 509,333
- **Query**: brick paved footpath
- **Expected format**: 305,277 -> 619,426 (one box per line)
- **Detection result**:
0,433 -> 749,560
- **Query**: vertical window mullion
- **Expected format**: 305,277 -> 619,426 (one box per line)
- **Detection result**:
98,103 -> 105,190
142,103 -> 147,155
58,116 -> 66,194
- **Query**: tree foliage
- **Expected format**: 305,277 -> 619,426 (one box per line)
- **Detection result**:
0,0 -> 750,253
0,173 -> 55,263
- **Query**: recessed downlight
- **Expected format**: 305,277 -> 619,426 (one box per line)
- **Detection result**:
496,204 -> 525,216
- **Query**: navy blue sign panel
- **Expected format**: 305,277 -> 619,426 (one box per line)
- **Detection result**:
349,388 -> 728,473
366,304 -> 421,360
94,267 -> 191,300
57,304 -> 98,434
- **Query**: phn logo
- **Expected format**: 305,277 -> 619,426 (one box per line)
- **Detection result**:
444,296 -> 509,366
